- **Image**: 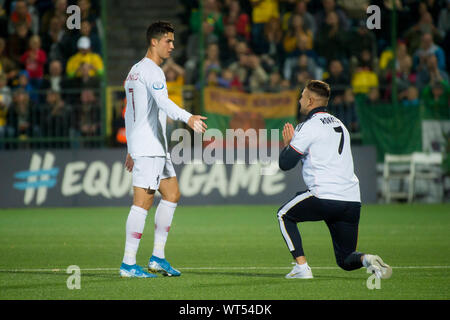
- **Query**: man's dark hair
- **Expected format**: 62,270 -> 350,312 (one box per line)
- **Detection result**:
146,21 -> 174,45
306,80 -> 331,99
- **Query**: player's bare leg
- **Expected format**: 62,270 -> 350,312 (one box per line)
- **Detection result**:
133,186 -> 156,210
148,176 -> 181,276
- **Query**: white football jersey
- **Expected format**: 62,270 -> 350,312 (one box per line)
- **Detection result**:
124,57 -> 192,157
290,109 -> 361,202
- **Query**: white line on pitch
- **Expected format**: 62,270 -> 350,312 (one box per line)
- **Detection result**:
0,266 -> 449,272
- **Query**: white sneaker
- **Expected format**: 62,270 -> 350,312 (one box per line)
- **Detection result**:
285,263 -> 313,279
366,255 -> 392,279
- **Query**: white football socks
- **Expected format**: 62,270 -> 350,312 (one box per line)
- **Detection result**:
122,205 -> 148,265
152,199 -> 177,259
296,262 -> 309,271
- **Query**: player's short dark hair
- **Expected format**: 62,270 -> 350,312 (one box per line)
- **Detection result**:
306,80 -> 331,99
146,21 -> 174,45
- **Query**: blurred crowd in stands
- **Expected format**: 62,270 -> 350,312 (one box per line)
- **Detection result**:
0,0 -> 103,148
176,0 -> 450,132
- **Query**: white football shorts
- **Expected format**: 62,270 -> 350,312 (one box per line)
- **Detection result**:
132,155 -> 176,190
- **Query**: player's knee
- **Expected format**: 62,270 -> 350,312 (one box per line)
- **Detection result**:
162,190 -> 181,203
336,256 -> 353,271
133,200 -> 152,211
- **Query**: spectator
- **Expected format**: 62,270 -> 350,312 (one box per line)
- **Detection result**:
385,54 -> 417,100
228,51 -> 251,90
405,12 -> 443,56
283,35 -> 320,82
314,0 -> 350,31
281,0 -> 316,36
438,0 -> 450,37
163,58 -> 185,107
41,0 -> 68,35
282,14 -> 313,55
41,16 -> 66,63
8,0 -> 32,34
15,70 -> 37,103
205,65 -> 221,87
413,32 -> 446,72
218,23 -> 241,66
287,54 -> 320,86
421,0 -> 442,24
218,67 -> 243,91
417,54 -> 450,91
348,20 -> 377,68
78,0 -> 99,32
203,42 -> 221,75
7,89 -> 39,141
42,89 -> 71,147
8,22 -> 31,66
41,59 -> 69,94
65,62 -> 100,106
0,37 -> 19,82
374,0 -> 409,51
336,0 -> 369,22
26,0 -> 39,35
224,0 -> 250,41
315,11 -> 348,66
366,87 -> 382,105
350,49 -> 378,76
20,34 -> 47,89
421,80 -> 450,119
294,68 -> 313,88
76,19 -> 101,55
0,73 -> 12,141
351,64 -> 379,95
190,0 -> 224,40
401,86 -> 420,107
0,72 -> 12,108
249,0 -> 279,54
185,16 -> 220,84
323,59 -> 350,106
378,40 -> 409,78
341,88 -> 358,132
280,78 -> 291,91
74,88 -> 101,147
444,26 -> 450,75
260,17 -> 283,68
66,36 -> 104,78
264,69 -> 283,93
0,3 -> 8,38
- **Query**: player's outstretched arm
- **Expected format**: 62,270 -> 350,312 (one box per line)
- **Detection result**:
187,115 -> 208,133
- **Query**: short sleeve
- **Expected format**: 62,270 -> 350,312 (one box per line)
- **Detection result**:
289,122 -> 315,155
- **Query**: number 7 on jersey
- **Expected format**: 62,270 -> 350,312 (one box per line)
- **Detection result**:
128,88 -> 135,122
333,126 -> 344,155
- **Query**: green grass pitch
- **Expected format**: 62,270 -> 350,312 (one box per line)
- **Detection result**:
0,204 -> 449,300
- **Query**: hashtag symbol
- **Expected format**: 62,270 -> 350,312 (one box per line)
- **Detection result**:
13,152 -> 59,205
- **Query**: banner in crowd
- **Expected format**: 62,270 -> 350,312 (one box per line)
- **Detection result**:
355,95 -> 422,162
0,147 -> 377,208
203,88 -> 299,140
